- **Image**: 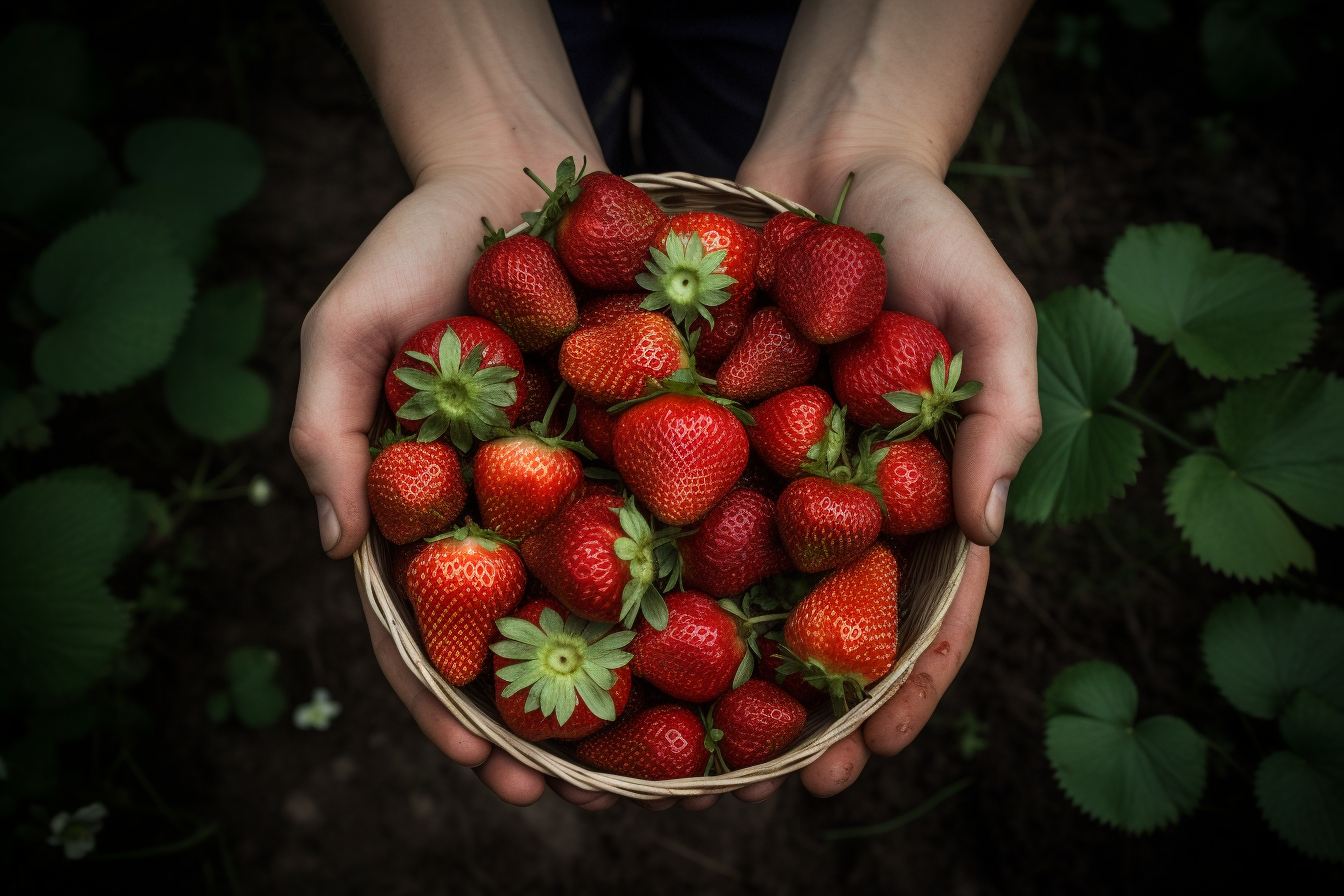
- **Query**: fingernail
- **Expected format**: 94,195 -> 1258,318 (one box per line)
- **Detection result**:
315,495 -> 341,552
985,479 -> 1010,540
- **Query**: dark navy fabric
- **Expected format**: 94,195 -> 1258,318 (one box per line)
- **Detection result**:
550,1 -> 802,178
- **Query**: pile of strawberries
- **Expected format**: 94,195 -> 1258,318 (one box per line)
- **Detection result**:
366,159 -> 980,781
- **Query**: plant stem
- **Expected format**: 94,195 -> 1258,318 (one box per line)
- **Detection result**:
1129,344 -> 1172,404
122,749 -> 179,824
823,777 -> 974,840
745,612 -> 791,626
831,172 -> 855,223
1107,400 -> 1206,455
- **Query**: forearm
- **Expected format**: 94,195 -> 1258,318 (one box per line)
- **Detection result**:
747,0 -> 1033,183
326,0 -> 601,183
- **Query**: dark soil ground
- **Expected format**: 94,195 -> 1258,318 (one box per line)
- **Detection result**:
12,1 -> 1344,893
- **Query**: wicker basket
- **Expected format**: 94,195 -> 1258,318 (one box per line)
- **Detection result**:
354,172 -> 971,800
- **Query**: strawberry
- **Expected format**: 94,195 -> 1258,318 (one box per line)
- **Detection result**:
757,211 -> 818,293
612,390 -> 750,526
404,524 -> 527,686
630,590 -> 748,702
746,386 -> 844,480
772,175 -> 886,344
779,542 -> 901,716
514,360 -> 557,427
491,596 -> 633,741
366,438 -> 466,544
873,435 -> 953,536
521,493 -> 682,628
472,386 -> 594,539
775,431 -> 888,573
468,230 -> 577,352
678,487 -> 791,598
713,306 -> 819,402
758,637 -> 827,708
576,291 -> 647,330
384,317 -> 527,451
392,540 -> 429,595
558,311 -> 690,404
555,171 -> 666,290
573,394 -> 619,465
828,310 -> 981,436
575,704 -> 709,781
642,213 -> 760,363
705,679 -> 807,770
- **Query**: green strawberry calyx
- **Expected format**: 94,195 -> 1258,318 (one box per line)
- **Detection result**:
607,368 -> 756,428
369,424 -> 413,459
880,350 -> 983,443
718,596 -> 793,689
498,383 -> 596,460
799,422 -> 890,509
773,643 -> 871,719
700,707 -> 729,776
490,606 -> 634,726
636,229 -> 738,329
424,520 -> 517,550
478,217 -> 508,252
392,322 -> 520,453
610,496 -> 687,631
521,155 -> 586,243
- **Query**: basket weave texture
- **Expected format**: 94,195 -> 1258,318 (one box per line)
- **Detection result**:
355,172 -> 970,800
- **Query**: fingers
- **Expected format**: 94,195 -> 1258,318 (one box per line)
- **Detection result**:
679,794 -> 720,811
733,777 -> 786,803
799,730 -> 871,798
548,778 -> 619,813
864,545 -> 988,756
473,750 -> 546,806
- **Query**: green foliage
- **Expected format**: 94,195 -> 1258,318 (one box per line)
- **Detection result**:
1201,1 -> 1298,103
0,21 -> 88,115
1107,0 -> 1171,31
0,474 -> 134,699
1044,661 -> 1206,833
0,371 -> 58,450
124,118 -> 264,217
0,110 -> 116,222
164,281 -> 271,442
1103,223 -> 1316,380
32,211 -> 195,395
1255,691 -> 1344,863
1202,594 -> 1344,720
111,181 -> 217,266
1056,14 -> 1102,70
1011,287 -> 1142,524
209,647 -> 287,728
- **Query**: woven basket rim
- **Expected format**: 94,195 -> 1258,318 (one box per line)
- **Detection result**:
357,171 -> 970,799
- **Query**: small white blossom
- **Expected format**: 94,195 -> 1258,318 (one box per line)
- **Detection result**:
47,802 -> 108,860
293,687 -> 342,731
247,474 -> 273,507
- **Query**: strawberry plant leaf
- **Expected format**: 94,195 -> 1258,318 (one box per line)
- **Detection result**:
1165,453 -> 1314,581
1044,661 -> 1206,834
0,109 -> 117,223
1203,595 -> 1344,719
32,211 -> 195,395
124,118 -> 264,217
1103,223 -> 1316,380
1010,287 -> 1143,525
224,646 -> 286,728
1213,369 -> 1344,528
1255,691 -> 1344,863
110,181 -> 216,266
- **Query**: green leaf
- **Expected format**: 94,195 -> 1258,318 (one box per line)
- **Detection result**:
173,281 -> 267,363
110,181 -> 217,266
124,118 -> 264,217
0,476 -> 133,698
32,211 -> 195,395
0,109 -> 117,222
0,22 -> 88,115
225,646 -> 287,728
164,359 -> 270,443
1256,691 -> 1344,863
45,466 -> 142,560
0,382 -> 58,450
1203,595 -> 1344,719
1214,370 -> 1344,528
1165,453 -> 1314,581
1010,287 -> 1143,524
1044,661 -> 1206,834
1103,223 -> 1316,380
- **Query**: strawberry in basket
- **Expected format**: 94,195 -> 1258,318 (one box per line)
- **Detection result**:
704,678 -> 807,772
776,432 -> 889,573
677,486 -> 792,598
575,703 -> 710,781
556,171 -> 667,290
366,433 -> 466,545
629,590 -> 748,703
468,226 -> 578,352
745,385 -> 843,480
873,435 -> 954,536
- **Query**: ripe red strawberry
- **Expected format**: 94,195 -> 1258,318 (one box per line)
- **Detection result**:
874,435 -> 953,536
577,291 -> 647,330
780,542 -> 900,715
384,317 -> 527,451
829,310 -> 981,435
573,394 -> 619,465
404,525 -> 527,686
472,388 -> 593,539
758,637 -> 826,708
679,488 -> 791,598
575,704 -> 709,781
612,392 -> 750,525
468,232 -> 577,352
555,172 -> 666,290
757,211 -> 818,293
366,439 -> 466,544
630,590 -> 748,702
392,540 -> 430,595
643,213 -> 760,363
521,493 -> 681,628
706,678 -> 806,770
491,596 -> 633,741
514,360 -> 556,427
713,306 -> 819,402
746,386 -> 843,480
776,476 -> 883,573
558,311 -> 690,404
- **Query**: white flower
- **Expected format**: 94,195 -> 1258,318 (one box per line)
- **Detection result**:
247,474 -> 273,507
293,687 -> 342,731
47,802 -> 108,860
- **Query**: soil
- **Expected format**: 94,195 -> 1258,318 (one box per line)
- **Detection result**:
13,1 -> 1344,893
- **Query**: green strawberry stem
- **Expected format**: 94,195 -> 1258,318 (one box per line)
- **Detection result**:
774,643 -> 870,718
521,156 -> 586,240
491,607 -> 634,726
508,383 -> 596,459
635,230 -> 737,329
700,708 -> 730,776
369,424 -> 412,459
611,498 -> 688,630
880,351 -> 984,443
800,420 -> 890,508
607,368 -> 756,428
479,217 -> 508,251
425,520 -> 517,550
830,172 -> 855,224
392,323 -> 520,452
